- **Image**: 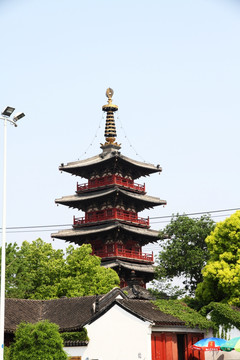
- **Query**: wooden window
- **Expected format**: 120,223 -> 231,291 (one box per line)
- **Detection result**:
107,209 -> 113,216
107,244 -> 114,253
117,245 -> 123,252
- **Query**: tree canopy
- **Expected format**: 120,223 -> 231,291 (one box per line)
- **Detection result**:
1,239 -> 119,299
154,214 -> 215,296
196,211 -> 240,306
9,320 -> 68,360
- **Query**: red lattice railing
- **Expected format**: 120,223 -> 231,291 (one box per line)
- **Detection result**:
77,175 -> 145,193
73,208 -> 149,227
93,248 -> 154,262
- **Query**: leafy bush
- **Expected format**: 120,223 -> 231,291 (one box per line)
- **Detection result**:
61,328 -> 89,342
9,320 -> 68,360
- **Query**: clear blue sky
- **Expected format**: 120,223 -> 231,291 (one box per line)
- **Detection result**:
0,0 -> 240,253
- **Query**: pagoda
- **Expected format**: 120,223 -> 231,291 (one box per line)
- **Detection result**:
52,88 -> 166,288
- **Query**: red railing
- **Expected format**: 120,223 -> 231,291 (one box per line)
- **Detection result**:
73,208 -> 149,227
77,175 -> 145,193
93,248 -> 154,262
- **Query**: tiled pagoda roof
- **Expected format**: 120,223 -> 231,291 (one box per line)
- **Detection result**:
51,222 -> 159,245
55,187 -> 166,212
59,149 -> 162,180
102,258 -> 155,274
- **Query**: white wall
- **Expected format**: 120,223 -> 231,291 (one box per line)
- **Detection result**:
205,351 -> 240,360
221,326 -> 240,340
64,346 -> 87,358
73,304 -> 152,360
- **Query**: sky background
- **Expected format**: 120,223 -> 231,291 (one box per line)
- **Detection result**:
0,0 -> 240,256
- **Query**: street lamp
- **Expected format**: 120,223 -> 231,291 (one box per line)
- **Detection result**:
0,107 -> 25,360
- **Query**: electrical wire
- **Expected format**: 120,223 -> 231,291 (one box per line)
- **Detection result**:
149,207 -> 240,220
0,207 -> 239,234
77,114 -> 104,160
117,113 -> 147,163
150,213 -> 235,225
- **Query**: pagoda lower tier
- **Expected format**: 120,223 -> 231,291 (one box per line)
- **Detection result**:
51,221 -> 158,286
103,259 -> 155,288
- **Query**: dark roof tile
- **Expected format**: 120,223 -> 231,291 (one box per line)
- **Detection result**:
5,289 -> 185,333
117,299 -> 185,325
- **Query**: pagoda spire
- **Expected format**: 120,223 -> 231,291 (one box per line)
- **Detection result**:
101,88 -> 121,150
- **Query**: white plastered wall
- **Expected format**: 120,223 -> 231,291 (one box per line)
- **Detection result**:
205,351 -> 240,360
65,304 -> 152,360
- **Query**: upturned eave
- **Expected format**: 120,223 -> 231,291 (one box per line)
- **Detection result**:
102,259 -> 155,273
59,151 -> 162,180
51,222 -> 159,245
55,187 -> 166,212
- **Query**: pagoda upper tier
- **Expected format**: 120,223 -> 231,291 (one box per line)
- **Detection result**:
59,149 -> 162,180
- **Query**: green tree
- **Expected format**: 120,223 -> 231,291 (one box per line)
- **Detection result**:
4,345 -> 10,360
57,244 -> 120,297
154,214 -> 215,296
3,239 -> 119,299
9,320 -> 68,360
196,211 -> 240,306
0,243 -> 20,295
8,239 -> 65,299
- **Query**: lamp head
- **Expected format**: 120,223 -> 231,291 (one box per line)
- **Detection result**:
13,112 -> 25,122
1,106 -> 15,117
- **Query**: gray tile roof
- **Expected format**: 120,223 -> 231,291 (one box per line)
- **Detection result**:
5,288 -> 187,333
59,151 -> 162,179
51,222 -> 159,245
55,188 -> 166,211
103,259 -> 155,273
116,299 -> 185,325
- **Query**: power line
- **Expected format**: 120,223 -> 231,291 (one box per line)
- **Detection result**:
150,213 -> 238,225
0,207 -> 239,234
2,224 -> 71,230
149,207 -> 240,220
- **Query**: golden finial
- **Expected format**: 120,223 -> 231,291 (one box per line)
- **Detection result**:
106,88 -> 114,103
101,88 -> 121,150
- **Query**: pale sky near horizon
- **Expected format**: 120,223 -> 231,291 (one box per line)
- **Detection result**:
0,0 -> 240,255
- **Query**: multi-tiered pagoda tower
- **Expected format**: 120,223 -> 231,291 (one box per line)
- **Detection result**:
52,89 -> 166,288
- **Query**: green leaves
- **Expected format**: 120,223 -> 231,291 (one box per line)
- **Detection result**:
200,302 -> 240,333
9,320 -> 68,360
61,329 -> 89,342
196,211 -> 240,306
154,299 -> 214,330
1,239 -> 119,299
154,214 -> 215,296
57,244 -> 119,298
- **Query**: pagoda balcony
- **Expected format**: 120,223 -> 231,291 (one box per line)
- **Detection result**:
93,248 -> 154,262
73,208 -> 149,227
77,175 -> 145,193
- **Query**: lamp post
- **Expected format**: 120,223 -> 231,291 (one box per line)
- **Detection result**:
0,107 -> 25,360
